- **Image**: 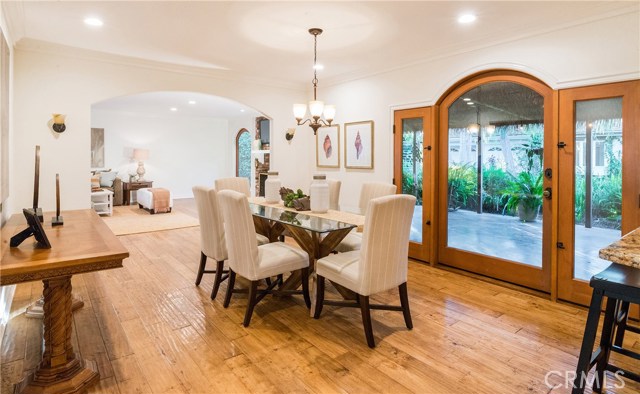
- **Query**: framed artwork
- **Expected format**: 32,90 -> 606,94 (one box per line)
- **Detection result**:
344,121 -> 374,169
91,128 -> 105,168
316,125 -> 340,168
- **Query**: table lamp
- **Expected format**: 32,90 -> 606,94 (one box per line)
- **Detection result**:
133,148 -> 149,181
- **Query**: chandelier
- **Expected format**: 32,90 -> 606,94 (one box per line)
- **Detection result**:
293,28 -> 335,135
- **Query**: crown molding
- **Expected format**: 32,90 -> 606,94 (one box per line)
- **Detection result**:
323,4 -> 640,88
16,38 -> 305,93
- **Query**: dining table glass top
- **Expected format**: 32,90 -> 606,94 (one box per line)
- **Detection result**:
249,203 -> 356,234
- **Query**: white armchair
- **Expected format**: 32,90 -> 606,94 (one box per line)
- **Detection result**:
314,194 -> 416,348
217,190 -> 311,327
192,186 -> 269,300
335,182 -> 397,253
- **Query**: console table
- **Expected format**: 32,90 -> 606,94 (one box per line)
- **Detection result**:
122,180 -> 153,205
1,209 -> 129,393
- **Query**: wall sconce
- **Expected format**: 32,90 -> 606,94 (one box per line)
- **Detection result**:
51,114 -> 66,133
285,128 -> 296,141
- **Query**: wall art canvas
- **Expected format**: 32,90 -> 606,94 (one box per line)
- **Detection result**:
91,128 -> 105,168
316,125 -> 340,168
344,121 -> 374,169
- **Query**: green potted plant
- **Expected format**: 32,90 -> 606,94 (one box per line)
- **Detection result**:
502,171 -> 543,222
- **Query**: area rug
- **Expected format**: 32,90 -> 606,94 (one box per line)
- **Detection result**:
102,205 -> 199,236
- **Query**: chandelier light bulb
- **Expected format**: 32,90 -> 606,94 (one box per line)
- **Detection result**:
293,104 -> 307,120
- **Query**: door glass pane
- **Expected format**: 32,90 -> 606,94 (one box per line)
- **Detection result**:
573,98 -> 622,280
447,82 -> 544,266
402,118 -> 423,243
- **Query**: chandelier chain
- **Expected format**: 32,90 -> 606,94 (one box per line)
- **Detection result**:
312,32 -> 318,100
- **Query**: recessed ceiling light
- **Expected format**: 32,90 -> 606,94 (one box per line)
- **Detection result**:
458,14 -> 477,24
84,17 -> 104,27
188,100 -> 196,105
240,109 -> 245,112
170,107 -> 178,112
467,102 -> 474,105
463,98 -> 471,101
313,64 -> 324,70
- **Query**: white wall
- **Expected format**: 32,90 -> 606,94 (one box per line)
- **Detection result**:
320,11 -> 640,211
91,109 -> 229,199
8,11 -> 640,214
10,41 -> 309,215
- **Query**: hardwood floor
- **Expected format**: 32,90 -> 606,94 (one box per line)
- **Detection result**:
1,199 -> 638,393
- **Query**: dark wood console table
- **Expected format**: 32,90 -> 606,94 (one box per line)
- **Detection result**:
1,209 -> 129,393
122,180 -> 153,205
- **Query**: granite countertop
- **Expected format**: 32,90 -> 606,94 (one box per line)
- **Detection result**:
599,227 -> 640,269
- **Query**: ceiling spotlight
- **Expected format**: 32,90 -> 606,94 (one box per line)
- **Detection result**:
188,100 -> 196,105
313,64 -> 324,70
240,109 -> 245,112
467,102 -> 474,105
463,98 -> 471,101
84,17 -> 104,27
458,14 -> 477,24
170,107 -> 178,112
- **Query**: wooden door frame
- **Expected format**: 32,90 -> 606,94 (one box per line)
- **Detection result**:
557,80 -> 640,305
393,107 -> 436,263
436,70 -> 556,292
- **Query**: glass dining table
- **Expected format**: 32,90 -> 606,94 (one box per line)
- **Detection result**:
249,199 -> 362,300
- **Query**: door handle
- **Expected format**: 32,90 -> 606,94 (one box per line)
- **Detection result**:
543,187 -> 552,200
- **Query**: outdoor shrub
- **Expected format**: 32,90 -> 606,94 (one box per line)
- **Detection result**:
448,163 -> 477,211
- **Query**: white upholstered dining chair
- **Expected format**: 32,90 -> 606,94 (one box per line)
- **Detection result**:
192,186 -> 269,300
335,181 -> 397,253
214,177 -> 251,197
217,189 -> 311,327
327,179 -> 342,211
314,194 -> 416,348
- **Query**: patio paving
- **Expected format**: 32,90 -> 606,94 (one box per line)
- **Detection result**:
409,206 -> 620,280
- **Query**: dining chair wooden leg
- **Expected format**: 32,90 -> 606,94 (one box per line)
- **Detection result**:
210,260 -> 224,300
277,274 -> 284,286
399,282 -> 413,330
313,275 -> 325,319
223,270 -> 236,308
301,267 -> 311,309
195,252 -> 207,286
358,294 -> 375,348
243,280 -> 259,327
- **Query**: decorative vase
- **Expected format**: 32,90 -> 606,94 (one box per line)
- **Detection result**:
265,171 -> 281,203
310,174 -> 329,213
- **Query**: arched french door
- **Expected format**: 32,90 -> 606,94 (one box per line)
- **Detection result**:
437,71 -> 555,292
236,128 -> 252,180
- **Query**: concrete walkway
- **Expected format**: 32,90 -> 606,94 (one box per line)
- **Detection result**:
410,206 -> 620,280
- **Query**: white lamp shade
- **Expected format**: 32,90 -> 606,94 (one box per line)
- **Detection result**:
467,123 -> 480,134
293,103 -> 307,119
485,125 -> 496,135
323,105 -> 336,121
133,148 -> 149,161
309,100 -> 324,117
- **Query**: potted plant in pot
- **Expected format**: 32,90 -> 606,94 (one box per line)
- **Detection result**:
502,171 -> 543,222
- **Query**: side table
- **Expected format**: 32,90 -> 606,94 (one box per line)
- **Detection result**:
123,181 -> 153,205
90,189 -> 113,216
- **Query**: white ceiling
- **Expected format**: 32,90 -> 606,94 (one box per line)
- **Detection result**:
92,91 -> 262,119
4,1 -> 638,88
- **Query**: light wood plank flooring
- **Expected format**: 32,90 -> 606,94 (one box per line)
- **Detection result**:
1,199 -> 639,393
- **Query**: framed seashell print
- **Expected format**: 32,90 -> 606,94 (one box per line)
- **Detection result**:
344,121 -> 374,169
316,125 -> 340,168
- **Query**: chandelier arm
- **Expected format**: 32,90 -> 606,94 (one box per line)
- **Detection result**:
296,118 -> 313,126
